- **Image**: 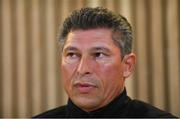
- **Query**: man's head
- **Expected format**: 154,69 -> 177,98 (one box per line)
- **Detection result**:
59,7 -> 136,112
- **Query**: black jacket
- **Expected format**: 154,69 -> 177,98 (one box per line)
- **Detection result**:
34,90 -> 177,118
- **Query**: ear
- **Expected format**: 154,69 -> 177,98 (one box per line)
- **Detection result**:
122,53 -> 136,78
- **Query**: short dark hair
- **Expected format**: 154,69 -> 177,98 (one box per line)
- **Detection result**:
59,7 -> 133,57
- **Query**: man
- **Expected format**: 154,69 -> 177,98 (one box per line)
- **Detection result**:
34,7 -> 176,118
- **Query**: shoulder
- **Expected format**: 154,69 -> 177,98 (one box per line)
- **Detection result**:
33,105 -> 67,118
127,99 -> 177,118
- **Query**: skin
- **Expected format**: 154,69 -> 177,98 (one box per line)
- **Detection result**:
61,28 -> 136,112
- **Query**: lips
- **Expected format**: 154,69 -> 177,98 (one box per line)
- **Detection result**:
74,82 -> 96,93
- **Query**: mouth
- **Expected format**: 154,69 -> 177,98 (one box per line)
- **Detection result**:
74,82 -> 96,93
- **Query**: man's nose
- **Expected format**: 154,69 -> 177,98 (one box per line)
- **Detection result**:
77,56 -> 92,75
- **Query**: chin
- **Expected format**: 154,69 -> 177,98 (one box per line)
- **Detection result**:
72,95 -> 102,112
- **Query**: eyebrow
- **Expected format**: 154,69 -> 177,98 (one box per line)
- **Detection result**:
63,46 -> 111,53
90,47 -> 111,53
63,46 -> 79,53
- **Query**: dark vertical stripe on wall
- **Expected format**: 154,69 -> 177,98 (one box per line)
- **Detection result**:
55,3 -> 59,108
25,0 -> 33,116
53,0 -> 59,107
133,0 -> 139,98
135,0 -> 150,101
2,0 -> 14,116
145,0 -> 153,104
99,0 -> 106,7
55,0 -> 64,107
39,0 -> 46,111
54,0 -> 61,29
131,0 -> 138,98
177,0 -> 180,103
178,0 -> 180,86
1,1 -> 5,117
69,0 -> 77,10
39,0 -> 47,111
113,0 -> 120,12
161,0 -> 170,112
0,0 -> 2,117
11,0 -> 18,117
84,0 -> 89,6
54,0 -> 62,106
161,0 -> 169,111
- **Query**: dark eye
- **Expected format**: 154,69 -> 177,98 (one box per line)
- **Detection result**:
66,52 -> 78,58
63,52 -> 80,64
94,52 -> 106,58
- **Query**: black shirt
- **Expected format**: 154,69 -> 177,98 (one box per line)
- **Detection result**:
33,89 -> 177,118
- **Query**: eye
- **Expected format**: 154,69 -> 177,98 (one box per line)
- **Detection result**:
66,52 -> 79,58
63,52 -> 80,64
94,52 -> 106,58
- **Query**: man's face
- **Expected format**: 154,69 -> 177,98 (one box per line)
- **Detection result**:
61,28 -> 127,112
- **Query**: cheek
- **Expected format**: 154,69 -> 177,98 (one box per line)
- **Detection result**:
61,60 -> 77,76
98,60 -> 123,79
97,62 -> 124,89
61,63 -> 77,90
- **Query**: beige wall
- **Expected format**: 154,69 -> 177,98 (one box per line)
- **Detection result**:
0,0 -> 180,117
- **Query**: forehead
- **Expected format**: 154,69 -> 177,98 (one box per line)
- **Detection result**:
64,28 -> 117,49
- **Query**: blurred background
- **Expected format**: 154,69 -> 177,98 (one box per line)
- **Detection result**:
0,0 -> 180,117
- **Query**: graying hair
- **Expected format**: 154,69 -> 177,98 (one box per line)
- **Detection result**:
59,7 -> 133,58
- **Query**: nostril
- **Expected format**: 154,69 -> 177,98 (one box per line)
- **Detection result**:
77,71 -> 91,77
85,72 -> 90,75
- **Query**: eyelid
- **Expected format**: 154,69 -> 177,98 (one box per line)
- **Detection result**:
66,51 -> 80,57
64,49 -> 77,54
92,51 -> 109,58
96,50 -> 109,55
